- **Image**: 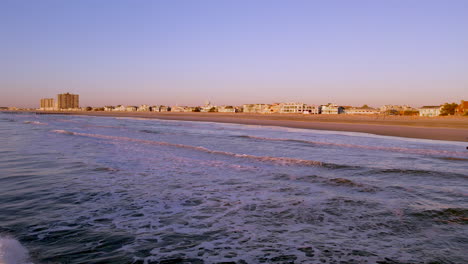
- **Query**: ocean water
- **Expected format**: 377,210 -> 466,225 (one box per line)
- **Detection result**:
0,112 -> 467,264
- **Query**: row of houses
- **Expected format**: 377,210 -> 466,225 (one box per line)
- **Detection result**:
84,100 -> 468,117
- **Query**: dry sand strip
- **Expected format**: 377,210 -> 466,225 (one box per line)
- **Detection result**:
7,111 -> 468,142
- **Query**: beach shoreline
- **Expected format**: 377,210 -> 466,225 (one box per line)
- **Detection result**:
4,110 -> 468,142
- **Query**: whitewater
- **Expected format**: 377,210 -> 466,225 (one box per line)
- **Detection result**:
0,112 -> 467,264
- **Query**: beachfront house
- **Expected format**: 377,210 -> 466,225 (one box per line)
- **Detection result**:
242,104 -> 269,113
171,106 -> 196,112
321,104 -> 344,114
104,106 -> 115,111
218,106 -> 236,113
137,105 -> 150,111
344,107 -> 379,115
418,106 -> 442,117
125,106 -> 138,112
114,105 -> 126,111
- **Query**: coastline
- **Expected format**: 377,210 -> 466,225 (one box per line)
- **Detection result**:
5,110 -> 468,142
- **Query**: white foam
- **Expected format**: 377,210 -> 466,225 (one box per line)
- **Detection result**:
0,236 -> 33,264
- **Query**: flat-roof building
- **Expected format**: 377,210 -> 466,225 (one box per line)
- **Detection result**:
40,98 -> 55,110
57,93 -> 79,109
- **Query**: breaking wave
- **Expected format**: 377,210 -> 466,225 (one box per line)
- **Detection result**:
23,121 -> 47,125
51,130 -> 350,168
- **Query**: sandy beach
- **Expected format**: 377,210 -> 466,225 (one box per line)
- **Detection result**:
10,111 -> 465,142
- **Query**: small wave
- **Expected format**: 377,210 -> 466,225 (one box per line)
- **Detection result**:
51,130 -> 351,168
411,208 -> 468,225
327,178 -> 379,192
0,118 -> 15,122
139,129 -> 160,134
368,168 -> 468,179
0,236 -> 33,264
23,121 -> 47,125
235,135 -> 468,158
51,129 -> 75,135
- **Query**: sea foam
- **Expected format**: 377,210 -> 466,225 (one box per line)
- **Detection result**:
0,236 -> 32,264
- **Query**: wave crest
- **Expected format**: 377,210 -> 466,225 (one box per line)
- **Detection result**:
51,130 -> 341,168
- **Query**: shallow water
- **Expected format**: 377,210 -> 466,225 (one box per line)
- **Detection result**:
0,112 -> 467,264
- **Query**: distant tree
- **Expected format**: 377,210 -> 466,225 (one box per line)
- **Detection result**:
362,104 -> 370,108
192,107 -> 201,112
85,106 -> 93,111
94,107 -> 104,111
440,103 -> 458,116
208,107 -> 217,112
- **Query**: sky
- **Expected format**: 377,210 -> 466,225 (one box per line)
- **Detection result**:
1,0 -> 467,108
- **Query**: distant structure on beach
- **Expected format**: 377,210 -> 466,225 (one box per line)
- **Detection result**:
39,93 -> 79,110
418,106 -> 442,117
33,93 -> 467,118
456,100 -> 468,115
40,98 -> 55,111
57,93 -> 79,110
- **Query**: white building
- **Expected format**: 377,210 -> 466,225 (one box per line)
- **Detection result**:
345,107 -> 379,115
321,104 -> 344,114
419,106 -> 441,117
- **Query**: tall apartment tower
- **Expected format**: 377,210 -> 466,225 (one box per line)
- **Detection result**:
57,93 -> 79,109
40,98 -> 55,110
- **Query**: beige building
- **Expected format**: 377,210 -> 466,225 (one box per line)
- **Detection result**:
279,103 -> 320,114
40,98 -> 55,110
242,104 -> 270,113
57,93 -> 79,109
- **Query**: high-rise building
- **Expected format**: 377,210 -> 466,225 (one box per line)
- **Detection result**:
57,93 -> 79,109
40,98 -> 55,110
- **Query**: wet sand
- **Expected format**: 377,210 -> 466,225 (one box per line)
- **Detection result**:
8,111 -> 468,142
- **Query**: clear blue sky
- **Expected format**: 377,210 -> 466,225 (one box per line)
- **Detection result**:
1,0 -> 467,107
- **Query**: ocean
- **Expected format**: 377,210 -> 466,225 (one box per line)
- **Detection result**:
0,112 -> 467,264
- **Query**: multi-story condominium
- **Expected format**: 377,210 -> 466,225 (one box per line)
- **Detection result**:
321,104 -> 344,114
40,98 -> 55,110
279,102 -> 305,113
279,103 -> 320,114
218,106 -> 236,113
344,107 -> 379,115
419,106 -> 441,117
242,104 -> 269,113
57,93 -> 79,109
